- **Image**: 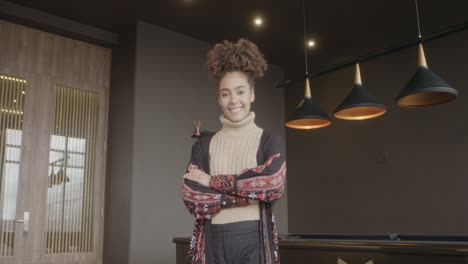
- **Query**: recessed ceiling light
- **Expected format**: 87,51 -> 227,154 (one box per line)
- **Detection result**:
254,17 -> 263,26
308,40 -> 315,47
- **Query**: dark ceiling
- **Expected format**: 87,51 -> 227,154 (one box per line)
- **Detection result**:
5,0 -> 468,74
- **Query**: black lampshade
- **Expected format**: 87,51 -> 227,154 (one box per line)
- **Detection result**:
396,44 -> 458,107
286,78 -> 332,129
334,63 -> 387,120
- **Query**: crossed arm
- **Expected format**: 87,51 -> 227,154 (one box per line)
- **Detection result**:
182,165 -> 250,220
182,134 -> 286,220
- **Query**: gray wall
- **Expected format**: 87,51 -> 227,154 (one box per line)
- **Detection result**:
106,21 -> 287,264
104,25 -> 136,264
285,31 -> 468,235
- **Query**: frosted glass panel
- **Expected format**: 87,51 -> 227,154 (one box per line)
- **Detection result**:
0,74 -> 27,256
44,85 -> 99,254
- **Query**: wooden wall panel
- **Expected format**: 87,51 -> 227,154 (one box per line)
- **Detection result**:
0,19 -> 111,264
0,20 -> 111,90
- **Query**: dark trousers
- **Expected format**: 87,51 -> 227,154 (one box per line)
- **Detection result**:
205,219 -> 261,264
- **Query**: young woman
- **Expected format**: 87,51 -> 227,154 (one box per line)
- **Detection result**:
182,39 -> 286,264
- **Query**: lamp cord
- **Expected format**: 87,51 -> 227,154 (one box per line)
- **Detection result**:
302,0 -> 308,75
415,0 -> 422,39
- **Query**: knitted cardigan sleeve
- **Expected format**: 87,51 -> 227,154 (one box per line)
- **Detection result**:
209,132 -> 286,202
182,138 -> 250,220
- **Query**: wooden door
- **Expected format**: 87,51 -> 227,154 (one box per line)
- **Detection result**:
0,20 -> 110,264
0,74 -> 29,264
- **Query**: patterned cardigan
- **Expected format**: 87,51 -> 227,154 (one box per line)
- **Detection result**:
182,130 -> 286,264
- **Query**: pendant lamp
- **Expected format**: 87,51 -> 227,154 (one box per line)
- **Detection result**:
334,63 -> 387,120
286,78 -> 332,129
396,43 -> 458,107
396,0 -> 458,107
285,0 -> 331,129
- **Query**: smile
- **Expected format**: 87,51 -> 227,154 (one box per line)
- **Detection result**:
229,107 -> 243,113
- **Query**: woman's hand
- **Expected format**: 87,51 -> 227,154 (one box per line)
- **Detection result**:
183,169 -> 211,187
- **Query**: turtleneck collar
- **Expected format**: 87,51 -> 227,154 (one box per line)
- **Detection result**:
219,112 -> 259,135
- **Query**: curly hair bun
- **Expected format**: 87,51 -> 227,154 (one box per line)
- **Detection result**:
206,38 -> 268,81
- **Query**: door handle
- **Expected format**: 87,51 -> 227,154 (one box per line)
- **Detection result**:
16,212 -> 29,233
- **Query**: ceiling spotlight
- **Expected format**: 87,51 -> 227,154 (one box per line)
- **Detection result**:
254,17 -> 263,26
308,40 -> 315,47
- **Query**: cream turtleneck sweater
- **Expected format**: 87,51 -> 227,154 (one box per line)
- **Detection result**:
209,112 -> 263,224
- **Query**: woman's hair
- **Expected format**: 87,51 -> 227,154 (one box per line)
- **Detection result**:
206,38 -> 268,86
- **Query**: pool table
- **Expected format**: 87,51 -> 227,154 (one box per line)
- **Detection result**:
173,234 -> 468,264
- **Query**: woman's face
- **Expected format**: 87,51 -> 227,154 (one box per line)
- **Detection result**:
218,71 -> 255,122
